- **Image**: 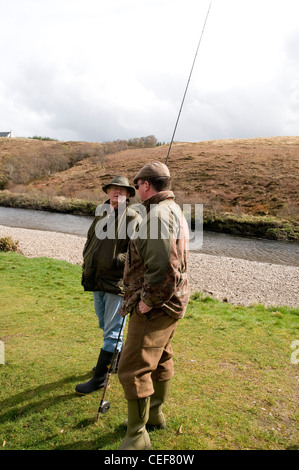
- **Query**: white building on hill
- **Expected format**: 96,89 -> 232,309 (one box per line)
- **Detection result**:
0,131 -> 14,138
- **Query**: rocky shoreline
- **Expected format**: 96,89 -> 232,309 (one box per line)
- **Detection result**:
0,224 -> 298,308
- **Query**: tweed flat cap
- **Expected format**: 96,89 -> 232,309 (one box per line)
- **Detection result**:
133,161 -> 170,184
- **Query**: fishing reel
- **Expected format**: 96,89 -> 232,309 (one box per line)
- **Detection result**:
98,400 -> 111,415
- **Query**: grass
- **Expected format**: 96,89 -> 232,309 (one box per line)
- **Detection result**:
0,253 -> 298,450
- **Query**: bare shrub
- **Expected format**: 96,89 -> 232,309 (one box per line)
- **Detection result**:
0,236 -> 22,253
277,202 -> 299,221
57,184 -> 78,198
127,135 -> 157,148
103,140 -> 128,154
75,189 -> 102,201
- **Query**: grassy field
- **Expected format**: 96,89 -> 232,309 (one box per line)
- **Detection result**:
0,253 -> 298,450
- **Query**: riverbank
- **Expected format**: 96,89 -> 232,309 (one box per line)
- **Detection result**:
0,190 -> 298,241
1,224 -> 298,308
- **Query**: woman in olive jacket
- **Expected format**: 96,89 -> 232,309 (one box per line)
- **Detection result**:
75,176 -> 141,395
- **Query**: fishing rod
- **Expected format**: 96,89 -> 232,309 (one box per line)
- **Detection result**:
165,1 -> 212,166
96,316 -> 126,421
96,3 -> 212,421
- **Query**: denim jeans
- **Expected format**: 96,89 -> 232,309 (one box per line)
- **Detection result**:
93,291 -> 126,353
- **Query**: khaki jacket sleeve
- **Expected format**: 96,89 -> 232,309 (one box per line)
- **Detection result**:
136,208 -> 181,308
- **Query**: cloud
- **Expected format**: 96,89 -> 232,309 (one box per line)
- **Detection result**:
1,0 -> 299,142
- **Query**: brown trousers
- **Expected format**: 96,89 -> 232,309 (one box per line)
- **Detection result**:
118,307 -> 178,400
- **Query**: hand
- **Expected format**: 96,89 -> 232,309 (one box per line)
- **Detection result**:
138,300 -> 152,314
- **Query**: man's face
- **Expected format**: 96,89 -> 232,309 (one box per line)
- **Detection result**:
135,179 -> 147,201
106,185 -> 130,207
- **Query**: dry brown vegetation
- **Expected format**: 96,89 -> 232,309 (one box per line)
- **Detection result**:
1,136 -> 298,221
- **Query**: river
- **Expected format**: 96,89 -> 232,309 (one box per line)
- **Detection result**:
0,206 -> 298,267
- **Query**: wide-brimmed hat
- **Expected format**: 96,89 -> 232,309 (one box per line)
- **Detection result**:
102,175 -> 135,197
133,161 -> 170,184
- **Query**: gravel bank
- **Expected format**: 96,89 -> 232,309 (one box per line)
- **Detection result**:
1,225 -> 298,308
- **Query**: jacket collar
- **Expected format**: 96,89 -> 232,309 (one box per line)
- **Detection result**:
142,191 -> 175,212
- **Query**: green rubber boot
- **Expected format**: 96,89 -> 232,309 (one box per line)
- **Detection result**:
119,398 -> 152,450
147,380 -> 170,429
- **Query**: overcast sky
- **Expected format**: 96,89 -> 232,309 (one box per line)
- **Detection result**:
0,0 -> 298,143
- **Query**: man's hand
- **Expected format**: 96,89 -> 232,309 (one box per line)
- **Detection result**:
138,300 -> 152,314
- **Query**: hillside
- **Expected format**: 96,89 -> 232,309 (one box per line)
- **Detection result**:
1,136 -> 298,220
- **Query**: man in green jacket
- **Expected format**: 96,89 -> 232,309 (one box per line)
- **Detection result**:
117,162 -> 190,450
75,176 -> 140,395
